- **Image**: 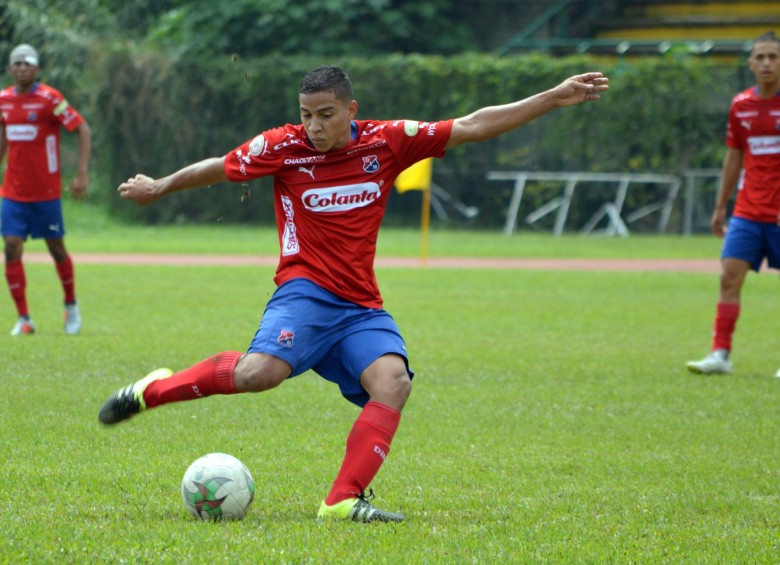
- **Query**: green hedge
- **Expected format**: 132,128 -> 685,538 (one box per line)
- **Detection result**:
85,48 -> 745,229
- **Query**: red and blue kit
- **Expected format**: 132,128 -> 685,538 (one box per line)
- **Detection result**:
725,87 -> 780,222
225,119 -> 453,308
0,82 -> 84,202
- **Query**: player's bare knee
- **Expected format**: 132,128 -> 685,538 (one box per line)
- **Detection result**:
381,371 -> 411,400
3,237 -> 23,261
392,371 -> 412,402
363,367 -> 412,409
719,271 -> 745,299
233,353 -> 290,393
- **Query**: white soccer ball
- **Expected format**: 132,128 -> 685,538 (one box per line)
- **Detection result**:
181,452 -> 255,521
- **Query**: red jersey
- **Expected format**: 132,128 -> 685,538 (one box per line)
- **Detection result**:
225,119 -> 453,308
725,86 -> 780,222
0,82 -> 84,202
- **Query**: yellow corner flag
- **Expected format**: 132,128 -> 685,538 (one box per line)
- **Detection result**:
395,159 -> 434,266
395,158 -> 433,193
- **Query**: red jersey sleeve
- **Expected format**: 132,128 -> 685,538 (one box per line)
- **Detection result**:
725,91 -> 748,151
224,126 -> 290,181
382,119 -> 453,170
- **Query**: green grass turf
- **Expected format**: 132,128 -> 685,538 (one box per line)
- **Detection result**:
56,199 -> 723,259
2,220 -> 778,562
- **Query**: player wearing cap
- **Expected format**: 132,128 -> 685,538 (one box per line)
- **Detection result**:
98,65 -> 608,522
1,44 -> 92,335
686,31 -> 780,377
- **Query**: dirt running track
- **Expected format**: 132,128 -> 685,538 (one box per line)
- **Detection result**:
25,252 -> 728,273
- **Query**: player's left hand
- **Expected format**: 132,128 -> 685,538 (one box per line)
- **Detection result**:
68,174 -> 88,200
552,73 -> 610,107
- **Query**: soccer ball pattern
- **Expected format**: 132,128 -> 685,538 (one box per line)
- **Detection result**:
181,453 -> 255,521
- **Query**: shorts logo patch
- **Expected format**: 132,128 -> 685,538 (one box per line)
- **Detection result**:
277,329 -> 295,348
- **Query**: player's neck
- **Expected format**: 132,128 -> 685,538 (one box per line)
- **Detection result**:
13,81 -> 38,95
756,80 -> 780,99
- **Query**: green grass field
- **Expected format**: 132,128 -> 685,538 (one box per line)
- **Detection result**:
2,211 -> 778,563
58,200 -> 725,259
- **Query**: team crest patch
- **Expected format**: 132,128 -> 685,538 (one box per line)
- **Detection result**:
362,155 -> 380,173
277,329 -> 295,348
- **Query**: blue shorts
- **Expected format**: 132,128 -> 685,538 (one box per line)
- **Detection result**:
722,216 -> 780,271
248,278 -> 413,407
0,198 -> 66,240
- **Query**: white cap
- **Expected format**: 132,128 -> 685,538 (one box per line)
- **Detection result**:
9,44 -> 39,66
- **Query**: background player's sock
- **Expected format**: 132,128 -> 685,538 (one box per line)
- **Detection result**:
55,255 -> 76,304
5,259 -> 29,317
712,301 -> 739,352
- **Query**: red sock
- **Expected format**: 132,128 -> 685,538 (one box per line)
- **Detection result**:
144,351 -> 242,408
5,259 -> 29,317
325,401 -> 401,505
55,255 -> 76,304
712,302 -> 740,352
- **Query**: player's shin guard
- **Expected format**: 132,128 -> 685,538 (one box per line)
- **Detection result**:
143,351 -> 242,408
325,401 -> 401,505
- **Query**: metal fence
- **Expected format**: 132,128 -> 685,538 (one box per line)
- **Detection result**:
487,169 -> 722,236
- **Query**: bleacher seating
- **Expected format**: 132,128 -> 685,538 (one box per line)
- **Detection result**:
497,0 -> 779,58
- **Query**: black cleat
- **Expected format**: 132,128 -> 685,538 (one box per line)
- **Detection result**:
98,368 -> 173,425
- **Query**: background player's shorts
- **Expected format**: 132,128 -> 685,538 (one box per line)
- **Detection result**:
248,277 -> 413,407
722,216 -> 780,271
0,198 -> 66,240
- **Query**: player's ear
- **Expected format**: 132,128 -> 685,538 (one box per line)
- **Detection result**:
348,100 -> 358,119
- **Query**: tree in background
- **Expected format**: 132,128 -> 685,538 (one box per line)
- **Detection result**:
1,0 -> 476,64
143,0 -> 475,57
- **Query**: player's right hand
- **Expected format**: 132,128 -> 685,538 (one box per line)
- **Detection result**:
710,208 -> 727,237
117,174 -> 160,206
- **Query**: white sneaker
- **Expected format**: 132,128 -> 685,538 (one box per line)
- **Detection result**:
10,316 -> 36,336
686,349 -> 733,375
64,302 -> 82,335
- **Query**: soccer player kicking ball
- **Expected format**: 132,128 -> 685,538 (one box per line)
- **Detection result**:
99,66 -> 608,522
686,31 -> 780,378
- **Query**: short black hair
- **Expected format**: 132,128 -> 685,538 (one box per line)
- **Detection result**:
753,31 -> 780,49
299,66 -> 354,102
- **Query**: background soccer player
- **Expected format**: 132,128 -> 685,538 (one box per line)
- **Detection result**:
687,31 -> 780,377
99,65 -> 608,522
0,43 -> 92,335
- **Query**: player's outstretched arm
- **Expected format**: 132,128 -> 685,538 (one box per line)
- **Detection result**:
445,72 -> 609,150
118,157 -> 228,206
